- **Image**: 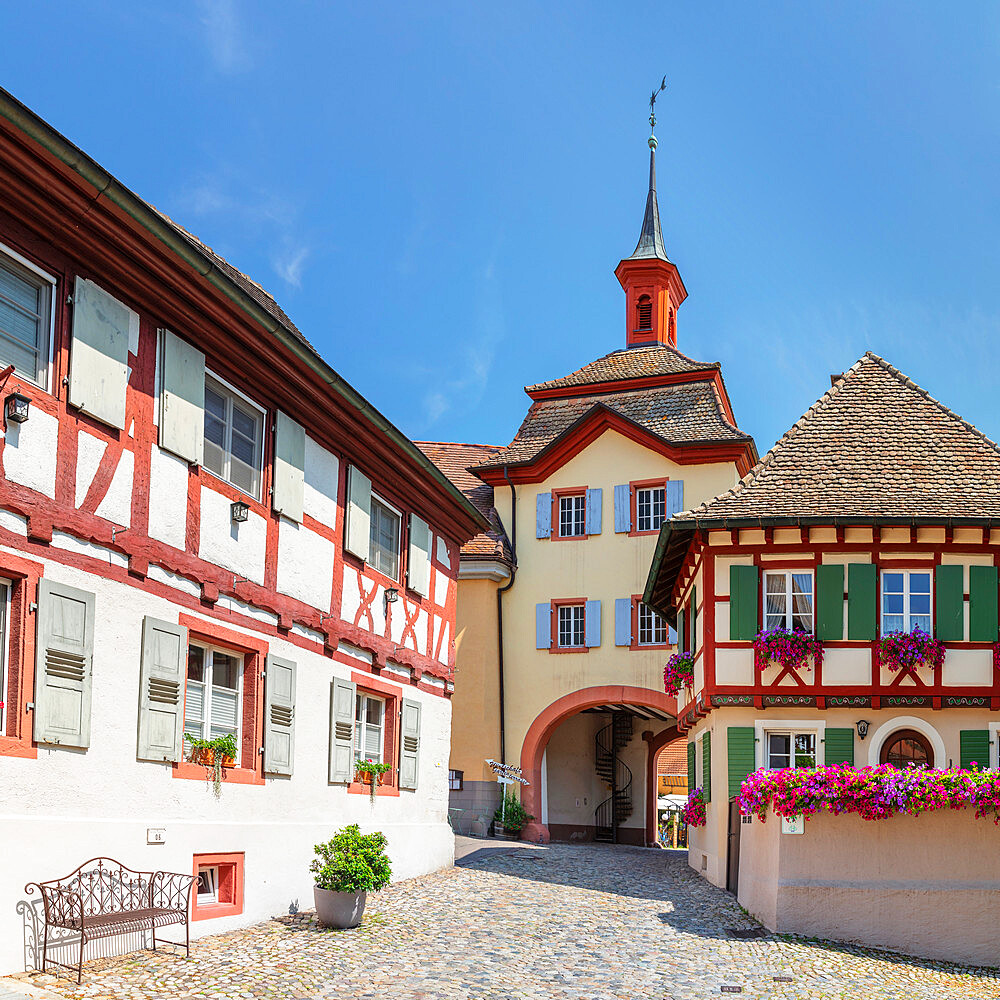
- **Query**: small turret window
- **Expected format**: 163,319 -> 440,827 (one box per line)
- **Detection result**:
636,295 -> 652,332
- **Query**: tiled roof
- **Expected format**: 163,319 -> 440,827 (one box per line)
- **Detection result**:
657,740 -> 689,776
415,442 -> 512,562
526,344 -> 719,393
678,352 -> 1000,521
475,380 -> 752,471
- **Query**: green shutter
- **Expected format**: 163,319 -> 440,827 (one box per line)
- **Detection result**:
960,730 -> 990,770
727,727 -> 755,798
687,741 -> 695,791
970,566 -> 999,642
730,565 -> 759,641
702,732 -> 712,803
824,728 -> 854,766
816,564 -> 844,641
690,587 -> 698,653
677,609 -> 686,654
935,565 -> 964,642
847,564 -> 877,640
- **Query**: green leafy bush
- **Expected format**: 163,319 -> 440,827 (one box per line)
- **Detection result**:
311,825 -> 392,894
493,789 -> 533,834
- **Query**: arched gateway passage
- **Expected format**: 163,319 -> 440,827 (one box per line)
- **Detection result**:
519,686 -> 677,844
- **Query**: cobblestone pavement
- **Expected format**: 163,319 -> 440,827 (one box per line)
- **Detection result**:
17,843 -> 1000,1000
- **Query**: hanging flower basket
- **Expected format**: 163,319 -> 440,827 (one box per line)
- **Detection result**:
663,651 -> 695,696
752,628 -> 823,672
878,628 -> 945,674
739,763 -> 1000,824
680,787 -> 706,827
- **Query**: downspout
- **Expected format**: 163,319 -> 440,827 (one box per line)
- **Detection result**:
497,465 -> 518,764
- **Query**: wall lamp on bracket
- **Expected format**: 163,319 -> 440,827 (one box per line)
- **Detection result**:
384,587 -> 399,610
5,392 -> 30,424
231,501 -> 249,523
856,719 -> 871,740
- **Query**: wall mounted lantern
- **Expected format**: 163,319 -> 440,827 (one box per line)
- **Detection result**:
384,587 -> 399,609
230,501 -> 249,523
856,719 -> 870,740
5,392 -> 30,424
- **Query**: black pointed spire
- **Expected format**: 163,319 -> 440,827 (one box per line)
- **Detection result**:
629,135 -> 668,261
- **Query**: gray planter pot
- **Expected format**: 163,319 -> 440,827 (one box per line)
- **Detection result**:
313,886 -> 367,929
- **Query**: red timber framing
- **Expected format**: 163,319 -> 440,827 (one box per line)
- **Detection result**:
668,527 -> 1000,731
0,95 -> 483,711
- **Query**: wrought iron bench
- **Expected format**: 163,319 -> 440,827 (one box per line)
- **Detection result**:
25,857 -> 195,983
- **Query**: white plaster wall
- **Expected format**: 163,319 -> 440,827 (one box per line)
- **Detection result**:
433,569 -> 448,608
942,649 -> 993,687
435,535 -> 451,569
75,431 -> 106,506
303,436 -> 338,528
95,449 -> 134,527
276,518 -> 334,609
715,647 -> 754,686
0,509 -> 26,536
822,647 -> 872,686
0,558 -> 453,974
148,445 -> 189,549
2,408 -> 58,497
198,485 -> 267,585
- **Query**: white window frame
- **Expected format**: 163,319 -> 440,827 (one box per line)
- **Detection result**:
763,570 -> 815,632
0,241 -> 56,390
557,604 -> 586,648
557,494 -> 586,538
184,642 -> 244,745
755,719 -> 826,770
354,691 -> 386,764
637,601 -> 667,646
203,369 -> 266,500
369,492 -> 402,581
880,569 -> 932,636
196,865 -> 219,904
636,486 -> 666,533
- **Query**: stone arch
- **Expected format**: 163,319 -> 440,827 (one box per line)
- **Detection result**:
867,716 -> 946,769
519,685 -> 677,843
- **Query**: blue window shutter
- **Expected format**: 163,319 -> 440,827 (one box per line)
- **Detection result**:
585,488 -> 602,535
666,479 -> 684,515
615,598 -> 632,646
536,493 -> 552,538
536,603 -> 551,649
614,484 -> 631,532
585,600 -> 602,648
668,623 -> 677,645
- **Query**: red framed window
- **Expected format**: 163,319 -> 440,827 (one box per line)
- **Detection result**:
634,599 -> 668,648
555,601 -> 586,650
192,852 -> 244,921
347,671 -> 401,797
552,487 -> 587,539
629,478 -> 669,536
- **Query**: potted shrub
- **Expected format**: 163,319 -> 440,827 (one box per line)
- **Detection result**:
185,732 -> 239,798
311,824 -> 392,928
354,759 -> 392,803
492,789 -> 533,840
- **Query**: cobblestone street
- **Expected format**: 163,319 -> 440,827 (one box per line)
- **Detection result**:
15,842 -> 1000,1000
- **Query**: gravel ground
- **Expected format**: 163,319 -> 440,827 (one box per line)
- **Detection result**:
15,842 -> 1000,999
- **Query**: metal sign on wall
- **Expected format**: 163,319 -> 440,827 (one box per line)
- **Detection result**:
486,759 -> 529,785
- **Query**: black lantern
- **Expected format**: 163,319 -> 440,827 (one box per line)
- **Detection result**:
5,392 -> 30,424
384,586 -> 399,606
856,719 -> 870,740
230,500 -> 249,523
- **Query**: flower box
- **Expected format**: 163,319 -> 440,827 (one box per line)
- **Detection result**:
355,770 -> 387,787
189,747 -> 237,768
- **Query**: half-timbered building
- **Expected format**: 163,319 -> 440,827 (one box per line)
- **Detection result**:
0,87 -> 485,971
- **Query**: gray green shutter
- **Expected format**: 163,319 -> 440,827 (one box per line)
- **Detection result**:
536,493 -> 552,537
344,465 -> 372,561
727,726 -> 755,798
613,485 -> 631,532
935,564 -> 964,642
816,564 -> 844,641
689,587 -> 698,653
34,579 -> 96,748
136,616 -> 187,762
970,566 -> 999,642
328,677 -> 357,783
730,565 -> 758,641
824,728 -> 855,766
847,564 -> 877,640
264,655 -> 296,776
273,411 -> 305,523
960,730 -> 990,770
407,514 -> 431,597
399,698 -> 421,790
676,609 -> 685,653
702,732 -> 712,802
158,328 -> 205,465
687,741 -> 695,791
68,277 -> 131,430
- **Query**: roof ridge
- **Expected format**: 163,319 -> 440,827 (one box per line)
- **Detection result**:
413,440 -> 503,450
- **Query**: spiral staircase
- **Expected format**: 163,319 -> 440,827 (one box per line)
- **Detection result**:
593,712 -> 633,842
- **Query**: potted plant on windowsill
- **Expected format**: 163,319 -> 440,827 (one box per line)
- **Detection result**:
492,789 -> 533,840
185,733 -> 239,798
311,824 -> 392,929
354,759 -> 392,803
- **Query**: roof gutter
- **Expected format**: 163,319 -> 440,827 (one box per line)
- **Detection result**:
0,88 -> 487,536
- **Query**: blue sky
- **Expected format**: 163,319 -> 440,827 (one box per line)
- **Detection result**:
6,2 -> 1000,457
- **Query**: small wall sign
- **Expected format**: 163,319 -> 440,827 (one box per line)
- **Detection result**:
781,815 -> 804,835
146,828 -> 166,844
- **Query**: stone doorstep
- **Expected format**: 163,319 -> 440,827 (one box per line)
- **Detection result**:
0,978 -> 61,1000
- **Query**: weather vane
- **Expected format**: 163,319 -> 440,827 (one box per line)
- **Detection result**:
649,75 -> 667,146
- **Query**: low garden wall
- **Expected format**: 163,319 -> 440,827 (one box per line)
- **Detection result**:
738,808 -> 1000,967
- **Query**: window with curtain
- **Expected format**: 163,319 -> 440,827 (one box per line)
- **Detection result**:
881,571 -> 931,635
184,643 -> 242,745
764,571 -> 814,631
354,692 -> 385,763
